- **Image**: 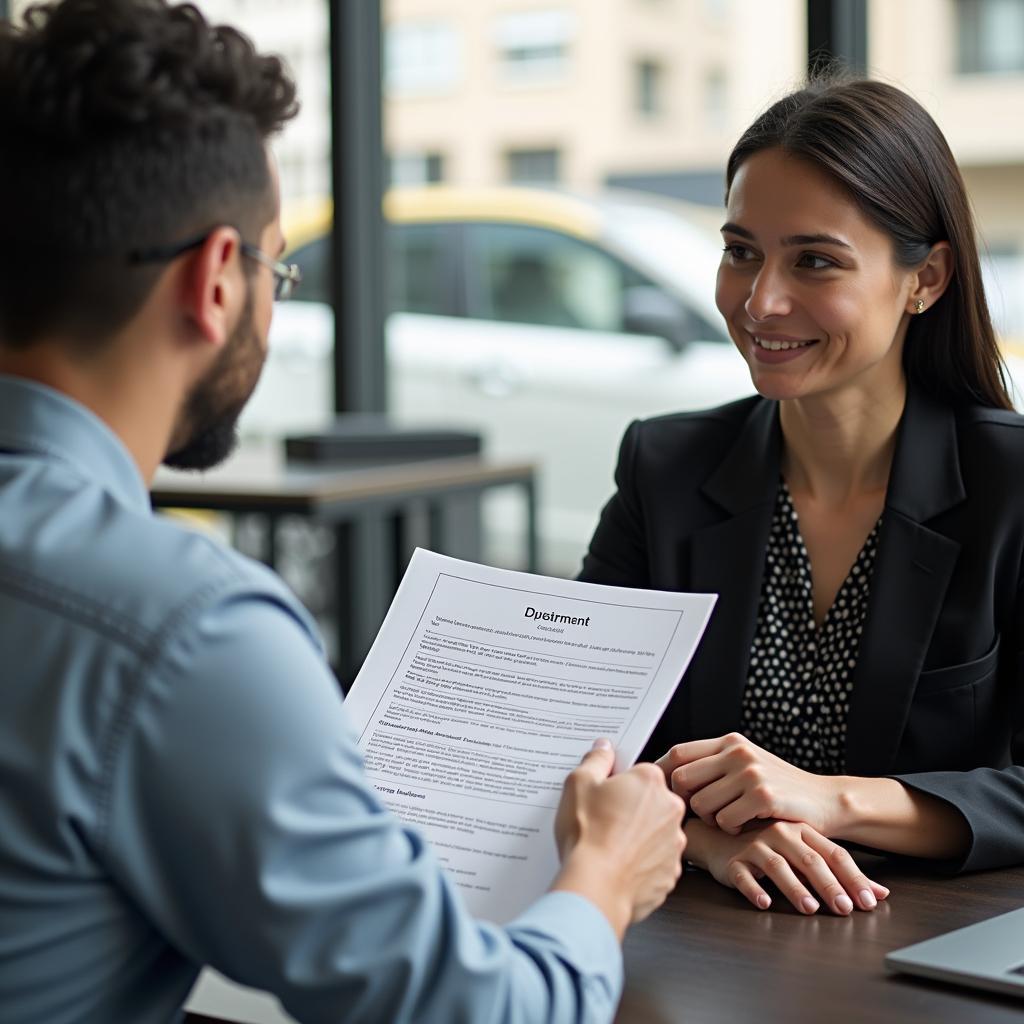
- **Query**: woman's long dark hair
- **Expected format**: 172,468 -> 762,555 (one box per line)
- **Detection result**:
726,78 -> 1012,411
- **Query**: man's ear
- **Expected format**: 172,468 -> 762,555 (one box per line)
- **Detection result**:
907,241 -> 954,315
182,226 -> 244,348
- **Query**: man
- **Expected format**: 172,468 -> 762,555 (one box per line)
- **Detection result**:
0,2 -> 687,1022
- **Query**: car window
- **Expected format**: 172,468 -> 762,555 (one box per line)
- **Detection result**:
465,223 -> 627,331
620,262 -> 727,345
389,223 -> 451,316
287,216 -> 724,343
286,223 -> 453,315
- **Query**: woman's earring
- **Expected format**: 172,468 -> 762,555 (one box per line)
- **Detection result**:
914,299 -> 925,314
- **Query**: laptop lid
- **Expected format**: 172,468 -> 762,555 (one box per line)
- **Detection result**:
885,906 -> 1024,999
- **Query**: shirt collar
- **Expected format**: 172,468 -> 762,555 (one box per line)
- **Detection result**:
0,374 -> 151,514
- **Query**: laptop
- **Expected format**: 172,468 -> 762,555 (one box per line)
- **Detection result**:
885,907 -> 1024,999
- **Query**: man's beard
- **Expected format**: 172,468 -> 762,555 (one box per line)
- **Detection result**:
163,286 -> 264,471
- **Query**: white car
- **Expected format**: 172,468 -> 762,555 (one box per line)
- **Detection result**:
261,186 -> 1023,575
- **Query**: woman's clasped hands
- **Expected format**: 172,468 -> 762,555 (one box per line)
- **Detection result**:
657,733 -> 890,916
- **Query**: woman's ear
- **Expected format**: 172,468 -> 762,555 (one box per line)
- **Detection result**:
182,226 -> 244,349
907,241 -> 954,316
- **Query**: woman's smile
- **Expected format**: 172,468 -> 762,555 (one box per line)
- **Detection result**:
749,332 -> 821,362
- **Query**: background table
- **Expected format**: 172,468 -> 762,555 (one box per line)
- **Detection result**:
616,860 -> 1024,1023
151,444 -> 537,686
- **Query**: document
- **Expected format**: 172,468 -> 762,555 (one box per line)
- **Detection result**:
344,549 -> 716,924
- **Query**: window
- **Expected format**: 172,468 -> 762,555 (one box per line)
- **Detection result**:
465,223 -> 629,331
388,223 -> 453,317
386,20 -> 460,96
190,0 -> 332,208
982,243 -> 1024,341
494,9 -> 575,83
388,152 -> 445,186
704,67 -> 728,132
462,221 -> 712,346
636,60 -> 665,116
505,148 -> 562,184
956,0 -> 1024,74
292,222 -> 456,317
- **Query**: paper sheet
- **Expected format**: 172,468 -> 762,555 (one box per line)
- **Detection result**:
343,549 -> 716,924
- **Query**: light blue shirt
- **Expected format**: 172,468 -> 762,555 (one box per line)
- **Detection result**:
0,375 -> 622,1024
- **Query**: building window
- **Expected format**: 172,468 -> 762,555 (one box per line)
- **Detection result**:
982,243 -> 1024,341
704,67 -> 728,132
494,9 -> 575,84
388,152 -> 445,186
505,148 -> 562,184
636,60 -> 665,116
956,0 -> 1024,74
385,20 -> 460,96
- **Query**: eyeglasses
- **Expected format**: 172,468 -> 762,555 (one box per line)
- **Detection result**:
238,242 -> 302,302
129,230 -> 302,302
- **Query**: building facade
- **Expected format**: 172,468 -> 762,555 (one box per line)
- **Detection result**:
9,0 -> 1024,335
382,0 -> 1024,336
383,0 -> 805,201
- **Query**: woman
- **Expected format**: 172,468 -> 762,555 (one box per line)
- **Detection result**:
580,78 -> 1024,916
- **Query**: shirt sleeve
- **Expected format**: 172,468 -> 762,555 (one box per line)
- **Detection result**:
98,586 -> 622,1024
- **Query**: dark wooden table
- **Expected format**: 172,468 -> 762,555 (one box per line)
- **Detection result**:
616,860 -> 1024,1023
184,861 -> 1024,1023
151,445 -> 538,684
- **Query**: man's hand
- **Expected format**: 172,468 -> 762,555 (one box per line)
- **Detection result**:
657,733 -> 842,835
552,739 -> 686,939
685,818 -> 890,915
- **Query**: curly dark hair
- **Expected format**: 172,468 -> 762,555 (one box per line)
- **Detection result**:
0,0 -> 299,348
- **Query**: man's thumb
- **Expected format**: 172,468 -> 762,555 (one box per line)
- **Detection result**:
576,737 -> 615,779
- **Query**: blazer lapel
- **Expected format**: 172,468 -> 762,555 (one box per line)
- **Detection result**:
845,388 -> 965,775
686,400 -> 781,739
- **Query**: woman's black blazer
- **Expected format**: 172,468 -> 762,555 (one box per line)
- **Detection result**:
579,386 -> 1024,871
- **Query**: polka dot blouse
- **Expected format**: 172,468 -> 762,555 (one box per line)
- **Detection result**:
740,480 -> 881,775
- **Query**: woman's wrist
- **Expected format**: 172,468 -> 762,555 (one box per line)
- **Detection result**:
821,774 -> 862,836
824,775 -> 971,858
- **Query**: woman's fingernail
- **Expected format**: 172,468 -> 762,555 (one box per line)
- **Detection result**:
859,888 -> 877,909
801,896 -> 819,914
835,894 -> 854,914
592,737 -> 613,750
878,886 -> 890,898
756,894 -> 771,910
